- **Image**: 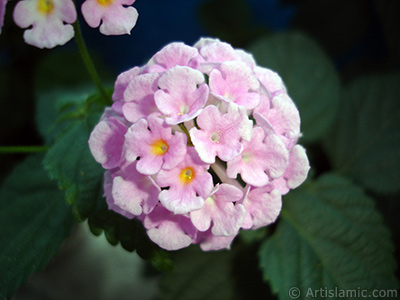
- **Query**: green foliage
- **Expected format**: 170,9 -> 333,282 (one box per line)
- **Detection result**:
36,87 -> 97,145
0,155 -> 75,299
156,246 -> 237,300
249,31 -> 341,143
324,73 -> 400,194
38,88 -> 172,270
259,173 -> 398,300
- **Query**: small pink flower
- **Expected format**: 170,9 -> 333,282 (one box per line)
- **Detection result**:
124,115 -> 187,175
190,104 -> 252,164
104,170 -> 135,219
13,0 -> 77,49
144,206 -> 197,251
190,184 -> 246,237
112,66 -> 141,102
196,229 -> 237,251
122,72 -> 160,123
154,66 -> 209,124
81,0 -> 138,35
110,162 -> 160,216
0,0 -> 7,34
254,93 -> 301,150
226,126 -> 289,187
254,66 -> 286,97
145,42 -> 201,73
89,108 -> 129,169
240,185 -> 282,230
194,38 -> 242,64
156,148 -> 213,214
272,145 -> 310,195
209,61 -> 260,110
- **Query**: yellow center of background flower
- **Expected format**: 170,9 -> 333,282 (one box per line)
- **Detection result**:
151,139 -> 169,156
37,0 -> 54,15
97,0 -> 114,7
179,167 -> 195,185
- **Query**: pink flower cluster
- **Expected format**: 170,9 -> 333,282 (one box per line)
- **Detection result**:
1,0 -> 138,48
89,38 -> 310,251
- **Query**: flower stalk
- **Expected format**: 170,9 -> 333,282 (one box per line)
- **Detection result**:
0,146 -> 49,154
72,20 -> 110,105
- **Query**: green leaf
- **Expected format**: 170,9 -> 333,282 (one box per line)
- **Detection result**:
0,155 -> 75,299
43,114 -> 103,222
249,31 -> 341,143
35,87 -> 99,144
156,246 -> 237,300
259,173 -> 398,300
324,73 -> 400,194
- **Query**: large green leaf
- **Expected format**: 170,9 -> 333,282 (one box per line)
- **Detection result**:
0,155 -> 75,299
324,73 -> 400,194
43,113 -> 104,222
249,31 -> 341,143
35,87 -> 97,144
259,173 -> 398,300
156,246 -> 236,300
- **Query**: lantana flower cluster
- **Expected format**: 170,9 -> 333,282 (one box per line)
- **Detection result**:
89,38 -> 310,251
0,0 -> 138,48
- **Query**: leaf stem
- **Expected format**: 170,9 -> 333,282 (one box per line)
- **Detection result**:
0,146 -> 49,154
72,20 -> 111,105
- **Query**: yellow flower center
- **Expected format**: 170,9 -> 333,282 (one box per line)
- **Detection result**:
210,131 -> 221,143
241,151 -> 253,163
150,139 -> 169,156
178,105 -> 189,116
97,0 -> 114,7
37,0 -> 54,15
179,167 -> 196,185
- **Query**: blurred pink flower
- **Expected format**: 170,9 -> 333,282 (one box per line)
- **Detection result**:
0,0 -> 7,34
81,0 -> 138,35
13,0 -> 77,48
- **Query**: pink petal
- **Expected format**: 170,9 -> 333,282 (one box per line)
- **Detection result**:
155,66 -> 209,124
146,42 -> 200,72
112,66 -> 141,102
122,72 -> 160,122
240,185 -> 282,230
88,108 -> 128,169
209,61 -> 260,110
144,206 -> 197,251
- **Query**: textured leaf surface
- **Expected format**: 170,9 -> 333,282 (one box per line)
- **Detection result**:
249,31 -> 341,143
36,87 -> 96,144
43,114 -> 104,222
259,173 -> 398,300
156,246 -> 236,300
325,73 -> 400,194
0,155 -> 75,299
